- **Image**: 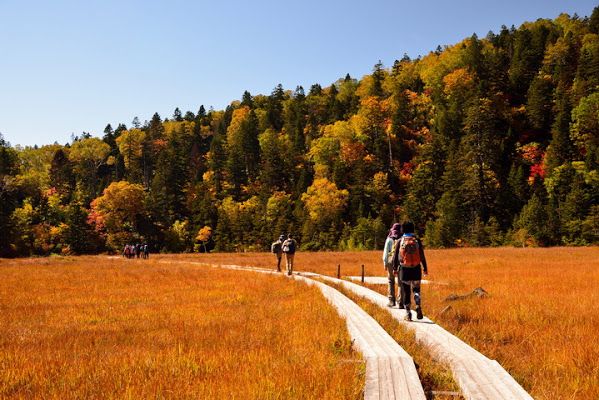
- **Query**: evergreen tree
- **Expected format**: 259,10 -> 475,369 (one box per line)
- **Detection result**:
184,111 -> 196,121
545,85 -> 575,173
462,98 -> 503,222
49,148 -> 75,202
590,6 -> 599,34
371,60 -> 385,97
0,134 -> 20,257
527,74 -> 554,132
197,105 -> 206,118
173,107 -> 183,122
266,84 -> 286,131
241,91 -> 254,108
514,193 -> 552,246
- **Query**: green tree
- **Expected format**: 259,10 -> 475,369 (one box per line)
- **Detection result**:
527,74 -> 554,132
0,135 -> 21,257
49,148 -> 75,202
69,137 -> 111,203
571,92 -> 599,169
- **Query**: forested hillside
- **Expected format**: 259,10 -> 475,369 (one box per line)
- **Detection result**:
1,10 -> 598,256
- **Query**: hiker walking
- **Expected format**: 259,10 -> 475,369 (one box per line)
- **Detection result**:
281,234 -> 297,276
382,223 -> 404,308
143,244 -> 149,259
271,234 -> 285,272
393,221 -> 428,321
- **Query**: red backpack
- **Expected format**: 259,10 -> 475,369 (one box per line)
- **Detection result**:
400,235 -> 421,267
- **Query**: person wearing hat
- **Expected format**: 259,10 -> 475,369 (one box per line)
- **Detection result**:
270,234 -> 286,272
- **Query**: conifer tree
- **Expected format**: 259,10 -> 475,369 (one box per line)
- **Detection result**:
545,85 -> 575,173
266,84 -> 286,131
49,148 -> 75,202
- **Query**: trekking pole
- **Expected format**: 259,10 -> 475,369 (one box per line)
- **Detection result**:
361,264 -> 365,283
337,264 -> 341,279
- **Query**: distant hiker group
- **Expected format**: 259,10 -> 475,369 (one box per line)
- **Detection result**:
271,234 -> 297,275
383,221 -> 428,321
123,244 -> 150,259
270,222 -> 428,322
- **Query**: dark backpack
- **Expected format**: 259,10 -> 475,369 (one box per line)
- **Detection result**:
400,235 -> 421,267
271,241 -> 282,254
282,239 -> 296,254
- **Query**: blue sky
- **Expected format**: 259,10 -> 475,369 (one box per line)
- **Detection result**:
1,0 -> 597,147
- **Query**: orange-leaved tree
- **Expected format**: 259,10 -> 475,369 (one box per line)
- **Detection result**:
89,181 -> 146,251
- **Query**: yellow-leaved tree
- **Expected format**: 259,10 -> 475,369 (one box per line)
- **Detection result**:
195,226 -> 213,253
89,181 -> 146,250
301,178 -> 348,228
300,178 -> 349,249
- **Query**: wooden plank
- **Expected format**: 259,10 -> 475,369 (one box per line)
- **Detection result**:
293,275 -> 426,399
186,263 -> 532,400
314,274 -> 534,400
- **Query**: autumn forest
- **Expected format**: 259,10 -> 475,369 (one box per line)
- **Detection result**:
1,9 -> 598,257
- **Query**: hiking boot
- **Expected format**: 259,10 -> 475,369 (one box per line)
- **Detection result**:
416,306 -> 423,320
387,299 -> 396,307
287,271 -> 292,276
398,303 -> 405,309
404,312 -> 412,321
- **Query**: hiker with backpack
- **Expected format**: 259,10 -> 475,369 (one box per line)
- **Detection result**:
382,223 -> 404,308
281,234 -> 297,276
271,234 -> 285,272
392,221 -> 428,321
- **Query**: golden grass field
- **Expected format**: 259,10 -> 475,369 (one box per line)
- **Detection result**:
0,256 -> 363,399
2,248 -> 598,399
183,247 -> 599,400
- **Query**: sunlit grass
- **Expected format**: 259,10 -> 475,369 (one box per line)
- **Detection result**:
0,256 -> 364,399
180,247 -> 599,399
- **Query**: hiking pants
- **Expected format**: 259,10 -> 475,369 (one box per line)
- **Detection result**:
385,266 -> 404,304
285,253 -> 295,274
401,280 -> 421,309
276,254 -> 282,271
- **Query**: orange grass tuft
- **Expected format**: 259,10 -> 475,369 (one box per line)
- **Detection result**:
0,256 -> 364,399
175,247 -> 599,399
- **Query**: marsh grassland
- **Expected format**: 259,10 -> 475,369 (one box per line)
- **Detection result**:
188,247 -> 599,399
0,257 -> 363,399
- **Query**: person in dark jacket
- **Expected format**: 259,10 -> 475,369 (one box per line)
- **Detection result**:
281,234 -> 297,276
271,234 -> 285,272
392,221 -> 428,321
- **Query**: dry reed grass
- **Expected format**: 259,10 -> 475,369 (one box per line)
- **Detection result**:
178,247 -> 599,399
0,256 -> 364,399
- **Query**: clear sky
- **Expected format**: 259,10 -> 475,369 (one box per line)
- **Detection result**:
1,0 -> 597,147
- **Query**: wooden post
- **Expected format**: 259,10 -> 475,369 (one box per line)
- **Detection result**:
361,264 -> 365,283
337,264 -> 341,279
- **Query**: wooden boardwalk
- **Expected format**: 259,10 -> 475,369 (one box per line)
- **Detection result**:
295,275 -> 426,400
172,261 -> 534,399
306,272 -> 534,400
211,264 -> 426,399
